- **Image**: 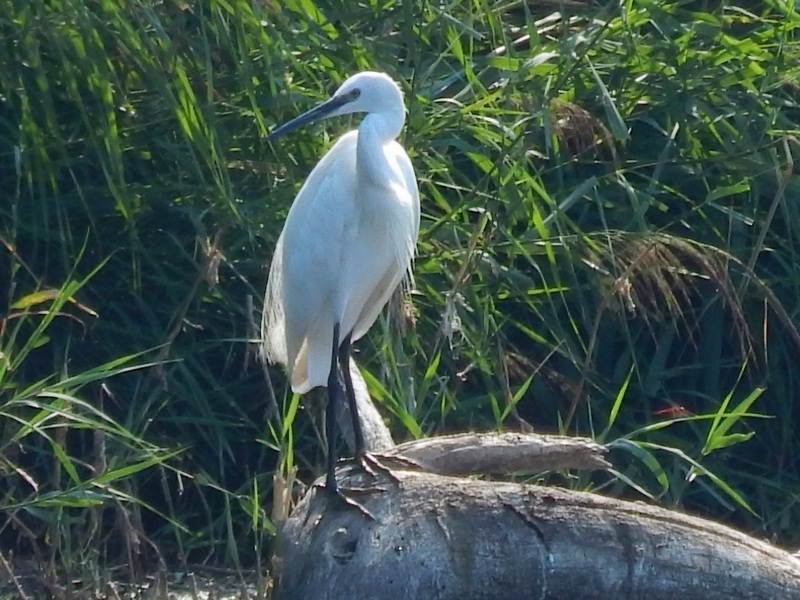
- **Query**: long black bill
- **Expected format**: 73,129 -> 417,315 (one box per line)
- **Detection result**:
267,93 -> 353,140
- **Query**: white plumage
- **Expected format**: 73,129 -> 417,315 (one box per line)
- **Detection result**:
261,71 -> 419,492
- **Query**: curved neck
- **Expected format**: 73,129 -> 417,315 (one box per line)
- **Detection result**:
356,109 -> 404,185
361,105 -> 404,141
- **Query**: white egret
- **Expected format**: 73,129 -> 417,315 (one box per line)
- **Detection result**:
262,72 -> 420,495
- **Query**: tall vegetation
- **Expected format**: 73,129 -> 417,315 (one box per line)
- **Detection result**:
1,0 -> 799,593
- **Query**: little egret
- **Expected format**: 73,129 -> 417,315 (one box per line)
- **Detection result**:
262,72 -> 420,495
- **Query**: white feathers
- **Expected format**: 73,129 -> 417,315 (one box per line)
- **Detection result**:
262,72 -> 419,393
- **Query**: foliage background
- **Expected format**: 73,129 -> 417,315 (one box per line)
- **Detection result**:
1,0 -> 800,592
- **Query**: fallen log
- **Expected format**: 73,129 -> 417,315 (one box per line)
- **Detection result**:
386,431 -> 612,474
274,436 -> 800,599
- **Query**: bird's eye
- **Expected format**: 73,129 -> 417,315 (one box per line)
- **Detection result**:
349,88 -> 361,99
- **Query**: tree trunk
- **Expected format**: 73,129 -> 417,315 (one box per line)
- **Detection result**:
274,439 -> 800,599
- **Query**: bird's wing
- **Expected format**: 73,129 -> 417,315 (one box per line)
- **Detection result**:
345,142 -> 420,341
396,143 -> 421,247
263,133 -> 359,392
391,141 -> 420,282
348,263 -> 405,341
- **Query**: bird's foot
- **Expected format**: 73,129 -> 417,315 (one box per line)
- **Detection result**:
351,451 -> 420,484
375,452 -> 424,471
315,482 -> 379,520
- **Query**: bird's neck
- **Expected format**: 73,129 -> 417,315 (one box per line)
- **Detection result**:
356,111 -> 404,186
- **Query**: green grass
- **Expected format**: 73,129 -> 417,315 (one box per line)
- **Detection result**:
2,0 -> 800,594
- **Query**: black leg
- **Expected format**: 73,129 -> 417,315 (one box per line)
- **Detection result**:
338,333 -> 366,458
338,333 -> 405,487
325,323 -> 341,494
321,324 -> 379,520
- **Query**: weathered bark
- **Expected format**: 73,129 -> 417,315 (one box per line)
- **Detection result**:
278,367 -> 800,598
386,431 -> 611,474
275,462 -> 800,599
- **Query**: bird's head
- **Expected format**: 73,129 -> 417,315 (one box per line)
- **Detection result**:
327,71 -> 403,119
268,71 -> 405,140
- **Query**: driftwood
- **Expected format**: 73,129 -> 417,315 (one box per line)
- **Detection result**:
386,431 -> 611,474
275,364 -> 800,598
274,434 -> 800,599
